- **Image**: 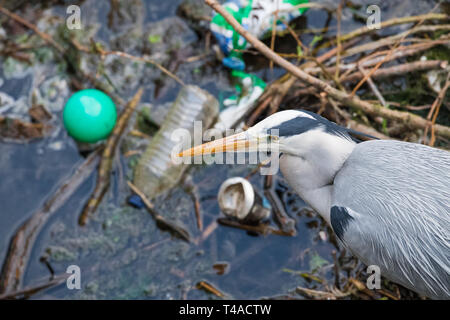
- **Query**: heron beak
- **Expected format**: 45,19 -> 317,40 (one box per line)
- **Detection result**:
178,131 -> 258,157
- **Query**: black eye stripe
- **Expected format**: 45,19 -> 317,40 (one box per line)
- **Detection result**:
269,117 -> 323,137
266,110 -> 378,142
267,110 -> 364,142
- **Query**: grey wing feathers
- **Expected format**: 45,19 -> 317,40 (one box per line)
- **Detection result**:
332,140 -> 450,299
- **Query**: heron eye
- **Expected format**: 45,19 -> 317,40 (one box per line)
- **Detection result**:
268,135 -> 279,143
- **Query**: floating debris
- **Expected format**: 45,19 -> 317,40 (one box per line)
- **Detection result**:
0,149 -> 101,294
195,280 -> 225,298
79,88 -> 143,226
218,177 -> 270,224
28,104 -> 52,123
0,116 -> 51,143
134,85 -> 219,200
212,262 -> 230,275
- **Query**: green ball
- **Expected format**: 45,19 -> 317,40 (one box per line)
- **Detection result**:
63,89 -> 117,143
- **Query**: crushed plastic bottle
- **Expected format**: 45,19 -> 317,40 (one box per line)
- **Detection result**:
133,85 -> 219,200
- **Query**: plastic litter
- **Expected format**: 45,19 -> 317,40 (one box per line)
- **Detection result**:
218,177 -> 271,224
210,0 -> 308,130
133,85 -> 219,200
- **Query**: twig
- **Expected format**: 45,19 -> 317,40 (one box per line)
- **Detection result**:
269,9 -> 278,72
0,149 -> 101,294
296,286 -> 349,300
343,60 -> 447,83
317,40 -> 449,75
425,72 -> 450,146
0,116 -> 51,143
337,13 -> 448,43
358,64 -> 386,106
127,181 -> 191,242
198,220 -> 218,243
190,191 -> 203,232
328,97 -> 391,140
343,29 -> 450,58
217,218 -> 294,237
302,60 -> 447,87
0,7 -> 125,106
280,18 -> 308,56
204,0 -> 450,139
72,39 -> 185,86
246,95 -> 272,127
350,6 -> 441,96
365,100 -> 431,111
0,274 -> 68,300
331,250 -> 341,289
90,41 -> 185,86
0,6 -> 65,54
335,0 -> 343,80
244,36 -> 357,129
196,281 -> 225,298
264,176 -> 296,236
79,88 -> 144,225
278,2 -> 333,14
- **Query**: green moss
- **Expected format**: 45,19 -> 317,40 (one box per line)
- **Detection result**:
424,45 -> 450,62
136,106 -> 159,135
45,246 -> 78,262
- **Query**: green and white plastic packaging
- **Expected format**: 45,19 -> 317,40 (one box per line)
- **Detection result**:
210,0 -> 308,130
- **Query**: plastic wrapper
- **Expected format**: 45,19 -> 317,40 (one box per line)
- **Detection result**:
210,0 -> 308,130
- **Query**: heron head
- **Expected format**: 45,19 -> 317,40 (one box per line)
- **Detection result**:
178,109 -> 357,158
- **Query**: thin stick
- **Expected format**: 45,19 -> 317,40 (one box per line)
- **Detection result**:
335,0 -> 343,80
427,73 -> 450,146
0,6 -> 65,54
242,38 -> 357,129
328,97 -> 391,140
270,9 -> 278,72
204,0 -> 450,139
264,176 -> 296,236
127,181 -> 191,242
0,149 -> 101,294
196,281 -> 225,298
343,60 -> 447,83
358,64 -> 386,106
280,18 -> 308,56
217,218 -> 294,237
0,274 -> 68,300
343,28 -> 450,58
338,13 -> 448,43
73,39 -> 185,86
278,2 -> 332,14
192,192 -> 203,231
79,88 -> 143,225
198,220 -> 218,242
98,50 -> 185,86
350,6 -> 441,96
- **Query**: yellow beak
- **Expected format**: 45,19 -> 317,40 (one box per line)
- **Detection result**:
178,132 -> 253,157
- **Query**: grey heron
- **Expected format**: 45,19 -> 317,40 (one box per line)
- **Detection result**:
179,109 -> 450,299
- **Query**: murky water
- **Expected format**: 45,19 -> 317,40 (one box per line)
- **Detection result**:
0,0 -> 441,299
